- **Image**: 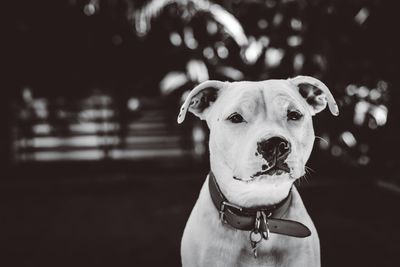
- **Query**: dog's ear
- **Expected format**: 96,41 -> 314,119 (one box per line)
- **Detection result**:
288,75 -> 339,116
177,80 -> 226,124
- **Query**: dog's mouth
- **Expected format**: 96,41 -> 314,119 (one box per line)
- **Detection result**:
250,163 -> 290,178
232,161 -> 292,182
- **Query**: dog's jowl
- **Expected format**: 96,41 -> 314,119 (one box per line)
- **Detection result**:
178,76 -> 338,267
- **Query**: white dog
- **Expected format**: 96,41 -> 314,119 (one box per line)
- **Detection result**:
178,76 -> 338,267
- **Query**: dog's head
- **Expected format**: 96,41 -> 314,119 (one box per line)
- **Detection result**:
178,76 -> 338,206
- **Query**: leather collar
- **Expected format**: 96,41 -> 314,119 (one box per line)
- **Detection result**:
208,171 -> 311,238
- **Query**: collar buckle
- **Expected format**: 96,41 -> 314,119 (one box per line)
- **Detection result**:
219,201 -> 243,223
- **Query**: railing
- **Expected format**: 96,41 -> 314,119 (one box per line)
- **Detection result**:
12,89 -> 204,164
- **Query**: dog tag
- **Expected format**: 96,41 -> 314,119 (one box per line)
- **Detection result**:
249,231 -> 262,258
251,241 -> 259,258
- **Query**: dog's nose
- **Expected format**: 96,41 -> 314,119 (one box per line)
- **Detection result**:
257,137 -> 291,162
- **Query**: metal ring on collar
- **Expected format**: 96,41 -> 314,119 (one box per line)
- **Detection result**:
254,211 -> 261,233
260,211 -> 270,240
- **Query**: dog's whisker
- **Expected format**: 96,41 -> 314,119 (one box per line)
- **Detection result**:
301,168 -> 312,184
303,174 -> 310,184
315,135 -> 329,145
299,175 -> 305,184
305,165 -> 316,173
296,176 -> 302,186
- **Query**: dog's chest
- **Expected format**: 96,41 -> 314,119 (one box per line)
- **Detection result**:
189,182 -> 311,267
194,205 -> 293,267
211,228 -> 294,266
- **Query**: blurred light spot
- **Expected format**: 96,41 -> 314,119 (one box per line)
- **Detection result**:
33,124 -> 51,135
258,19 -> 268,30
128,122 -> 164,131
83,1 -> 97,16
368,119 -> 377,129
193,124 -> 206,158
331,145 -> 342,157
293,53 -> 305,72
290,18 -> 302,31
31,150 -> 104,161
341,131 -> 357,148
127,98 -> 141,111
326,5 -> 335,14
369,89 -> 381,101
259,36 -> 270,46
265,47 -> 284,68
22,87 -> 33,103
207,21 -> 218,35
287,35 -> 302,47
112,35 -> 123,46
83,4 -> 95,16
187,59 -> 209,83
30,136 -> 107,148
216,66 -> 244,81
193,125 -> 205,142
345,84 -> 358,96
377,80 -> 388,91
135,10 -> 149,37
184,27 -> 198,50
203,47 -> 215,60
243,38 -> 263,64
358,155 -> 370,165
33,99 -> 48,119
354,101 -> 388,128
217,45 -> 229,59
69,122 -> 120,134
354,8 -> 370,25
312,54 -> 327,70
186,38 -> 198,50
370,105 -> 388,127
160,72 -> 188,95
125,136 -> 179,145
57,110 -> 67,119
110,148 -> 183,160
357,86 -> 369,98
343,96 -> 352,105
273,13 -> 283,27
83,93 -> 113,106
79,109 -> 114,120
354,101 -> 369,126
169,32 -> 182,46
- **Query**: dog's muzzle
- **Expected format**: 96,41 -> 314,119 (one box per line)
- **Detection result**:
252,137 -> 291,178
257,136 -> 291,163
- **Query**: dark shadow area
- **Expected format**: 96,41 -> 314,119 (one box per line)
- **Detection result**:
0,171 -> 399,267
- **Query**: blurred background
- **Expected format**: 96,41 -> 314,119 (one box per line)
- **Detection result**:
2,0 -> 400,266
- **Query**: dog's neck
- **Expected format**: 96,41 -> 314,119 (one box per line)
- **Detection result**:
207,171 -> 311,238
210,157 -> 294,207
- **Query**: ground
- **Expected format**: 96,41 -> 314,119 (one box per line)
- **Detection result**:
0,169 -> 399,267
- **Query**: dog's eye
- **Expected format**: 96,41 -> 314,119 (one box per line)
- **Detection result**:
227,113 -> 245,123
287,110 -> 303,121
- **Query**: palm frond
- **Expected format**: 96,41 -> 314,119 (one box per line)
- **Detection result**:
134,0 -> 248,47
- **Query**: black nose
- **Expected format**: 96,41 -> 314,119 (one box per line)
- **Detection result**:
257,137 -> 291,163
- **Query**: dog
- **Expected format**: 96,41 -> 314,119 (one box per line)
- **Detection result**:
178,76 -> 338,267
